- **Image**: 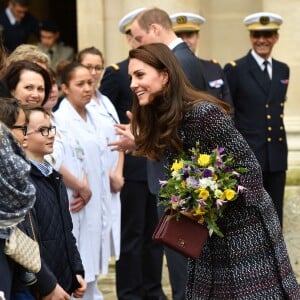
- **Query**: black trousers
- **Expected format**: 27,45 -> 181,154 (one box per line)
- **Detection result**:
116,181 -> 165,300
263,171 -> 286,226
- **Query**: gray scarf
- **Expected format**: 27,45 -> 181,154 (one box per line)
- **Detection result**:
0,124 -> 36,238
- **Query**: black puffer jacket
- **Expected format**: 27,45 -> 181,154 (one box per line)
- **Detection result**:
22,164 -> 84,296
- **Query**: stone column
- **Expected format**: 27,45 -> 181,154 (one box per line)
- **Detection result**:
76,0 -> 104,52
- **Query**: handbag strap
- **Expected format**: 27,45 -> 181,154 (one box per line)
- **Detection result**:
28,212 -> 37,241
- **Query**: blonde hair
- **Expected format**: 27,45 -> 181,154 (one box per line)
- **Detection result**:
6,44 -> 50,69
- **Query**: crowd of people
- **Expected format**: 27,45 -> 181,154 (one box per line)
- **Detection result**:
0,2 -> 299,300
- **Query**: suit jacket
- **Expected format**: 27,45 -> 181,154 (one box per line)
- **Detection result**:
172,42 -> 206,91
37,42 -> 74,71
0,9 -> 39,53
223,51 -> 289,172
100,59 -> 147,182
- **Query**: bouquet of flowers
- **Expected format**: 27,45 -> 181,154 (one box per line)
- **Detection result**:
159,142 -> 247,237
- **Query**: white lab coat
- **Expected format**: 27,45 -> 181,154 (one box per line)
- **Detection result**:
87,91 -> 121,275
53,99 -> 109,282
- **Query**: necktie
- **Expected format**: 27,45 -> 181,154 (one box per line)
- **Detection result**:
263,60 -> 271,81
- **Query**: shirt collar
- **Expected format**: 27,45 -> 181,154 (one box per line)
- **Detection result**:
168,37 -> 184,50
5,7 -> 17,25
30,159 -> 53,177
251,49 -> 272,69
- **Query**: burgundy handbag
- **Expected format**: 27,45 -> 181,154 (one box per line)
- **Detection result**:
152,210 -> 209,259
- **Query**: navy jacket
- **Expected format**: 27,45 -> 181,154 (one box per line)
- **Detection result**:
224,51 -> 289,172
21,165 -> 84,296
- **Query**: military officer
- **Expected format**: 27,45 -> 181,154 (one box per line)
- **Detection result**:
170,12 -> 232,104
223,12 -> 288,225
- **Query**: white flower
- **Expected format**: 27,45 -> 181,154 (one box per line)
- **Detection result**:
198,177 -> 218,190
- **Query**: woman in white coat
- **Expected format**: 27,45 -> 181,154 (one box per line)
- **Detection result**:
77,47 -> 124,275
53,62 -> 108,300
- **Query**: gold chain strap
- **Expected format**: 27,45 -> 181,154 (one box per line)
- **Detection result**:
28,212 -> 37,241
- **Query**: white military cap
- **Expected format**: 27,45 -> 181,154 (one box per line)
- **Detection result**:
243,12 -> 283,31
118,7 -> 146,34
170,12 -> 206,33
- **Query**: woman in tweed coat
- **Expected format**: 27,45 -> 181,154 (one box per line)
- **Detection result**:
114,43 -> 300,299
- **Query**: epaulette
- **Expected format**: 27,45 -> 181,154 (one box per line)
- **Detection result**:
211,59 -> 218,64
229,61 -> 237,67
110,63 -> 120,71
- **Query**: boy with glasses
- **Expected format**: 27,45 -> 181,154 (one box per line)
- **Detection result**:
16,105 -> 87,299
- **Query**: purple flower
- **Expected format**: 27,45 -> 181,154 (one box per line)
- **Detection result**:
237,185 -> 247,194
197,199 -> 207,206
223,166 -> 231,173
203,168 -> 213,178
171,195 -> 180,202
216,199 -> 227,209
186,177 -> 198,188
159,180 -> 168,187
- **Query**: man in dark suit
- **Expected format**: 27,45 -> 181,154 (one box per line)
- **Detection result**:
0,0 -> 39,53
170,12 -> 232,104
100,8 -> 167,300
224,12 -> 288,226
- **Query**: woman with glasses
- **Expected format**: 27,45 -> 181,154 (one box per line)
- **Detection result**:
77,47 -> 124,276
53,62 -> 109,300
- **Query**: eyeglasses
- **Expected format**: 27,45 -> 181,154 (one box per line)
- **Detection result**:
11,125 -> 27,136
27,125 -> 56,137
85,65 -> 104,73
251,31 -> 276,39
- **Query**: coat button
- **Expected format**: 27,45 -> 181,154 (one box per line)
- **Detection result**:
267,115 -> 271,119
278,137 -> 283,142
267,137 -> 272,142
267,126 -> 272,131
280,126 -> 284,130
265,104 -> 269,108
280,114 -> 284,118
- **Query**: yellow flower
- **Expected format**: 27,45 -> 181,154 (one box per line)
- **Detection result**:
171,159 -> 184,172
198,188 -> 209,200
181,180 -> 186,189
197,154 -> 211,167
192,207 -> 207,217
223,189 -> 236,201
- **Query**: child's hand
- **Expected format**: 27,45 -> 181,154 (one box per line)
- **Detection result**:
72,275 -> 87,298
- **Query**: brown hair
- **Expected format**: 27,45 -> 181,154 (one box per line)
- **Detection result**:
133,7 -> 173,32
129,43 -> 230,161
2,60 -> 52,106
76,46 -> 104,65
0,97 -> 22,128
23,105 -> 50,125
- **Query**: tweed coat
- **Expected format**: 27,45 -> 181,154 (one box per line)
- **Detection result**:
163,101 -> 299,299
223,51 -> 289,172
